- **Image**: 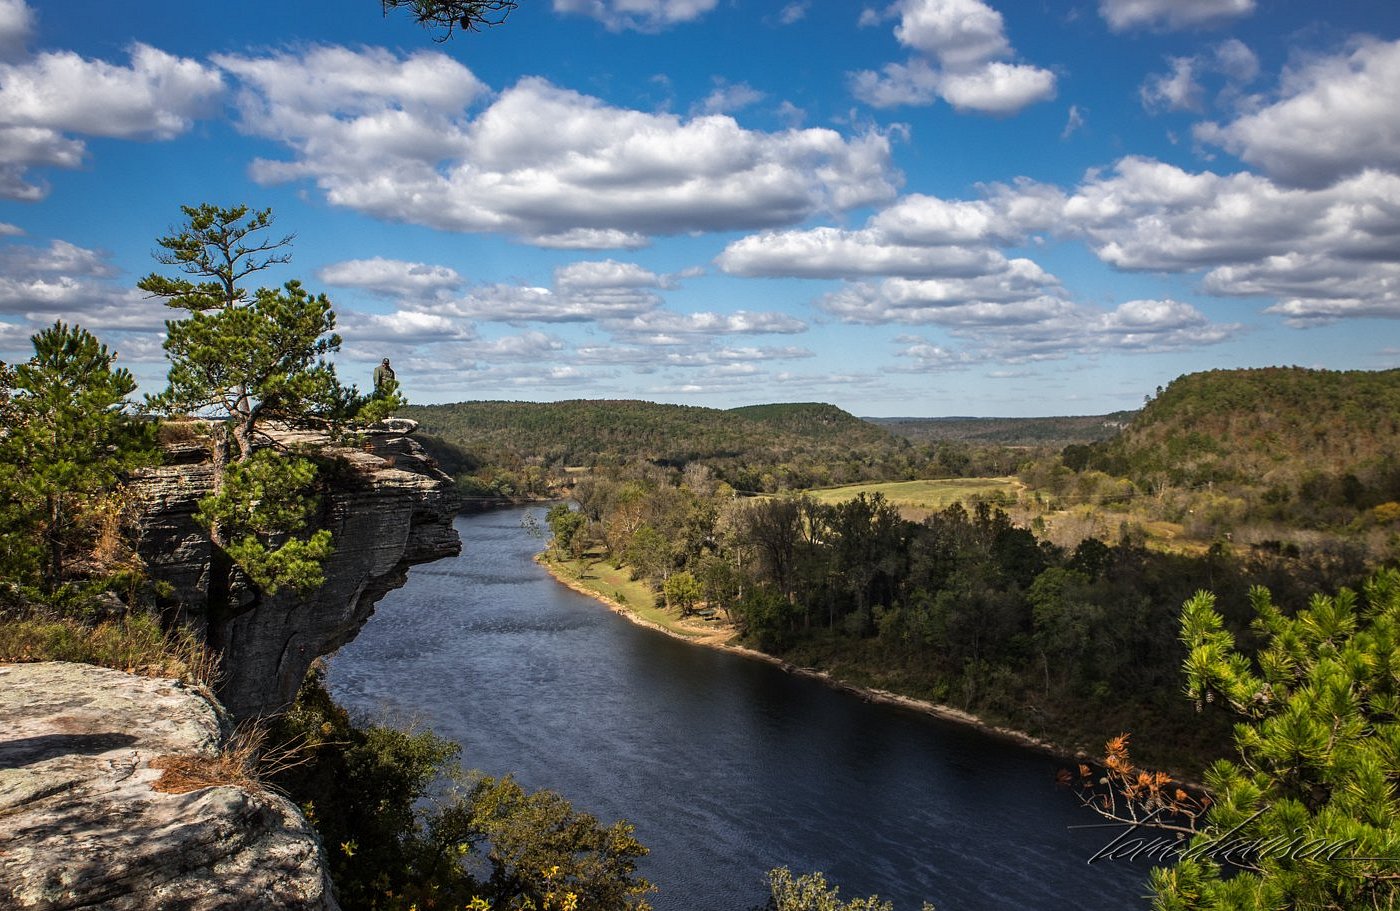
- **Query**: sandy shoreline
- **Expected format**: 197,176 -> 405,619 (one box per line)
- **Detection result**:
539,556 -> 1090,765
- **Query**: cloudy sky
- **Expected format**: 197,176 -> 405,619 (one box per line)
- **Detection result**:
1,0 -> 1397,416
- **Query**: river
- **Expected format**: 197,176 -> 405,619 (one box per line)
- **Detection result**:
326,506 -> 1153,910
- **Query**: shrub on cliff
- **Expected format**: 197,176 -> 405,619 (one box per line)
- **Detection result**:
766,867 -> 935,911
270,668 -> 653,910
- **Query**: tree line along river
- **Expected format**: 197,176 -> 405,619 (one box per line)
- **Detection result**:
326,506 -> 1152,910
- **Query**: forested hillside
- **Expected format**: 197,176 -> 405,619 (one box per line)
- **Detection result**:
1084,368 -> 1400,529
404,400 -> 1023,498
727,402 -> 893,445
872,412 -> 1136,447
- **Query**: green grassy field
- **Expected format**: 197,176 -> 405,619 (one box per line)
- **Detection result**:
803,477 -> 1022,514
542,552 -> 709,639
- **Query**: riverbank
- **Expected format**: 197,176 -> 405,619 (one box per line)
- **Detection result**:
539,553 -> 1087,765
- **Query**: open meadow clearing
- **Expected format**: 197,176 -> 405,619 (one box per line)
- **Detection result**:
803,477 -> 1023,518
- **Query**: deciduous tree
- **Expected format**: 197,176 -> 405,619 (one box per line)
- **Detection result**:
766,867 -> 934,911
662,570 -> 701,616
737,497 -> 804,601
438,774 -> 653,910
545,502 -> 587,559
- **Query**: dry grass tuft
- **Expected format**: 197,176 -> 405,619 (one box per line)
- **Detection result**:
151,720 -> 312,795
155,418 -> 205,446
150,752 -> 257,794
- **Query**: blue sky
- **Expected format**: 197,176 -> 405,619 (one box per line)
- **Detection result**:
1,0 -> 1398,416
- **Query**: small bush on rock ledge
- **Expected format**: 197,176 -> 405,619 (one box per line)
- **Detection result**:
269,666 -> 654,911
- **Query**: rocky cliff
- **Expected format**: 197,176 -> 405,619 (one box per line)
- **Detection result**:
0,661 -> 338,910
132,423 -> 461,719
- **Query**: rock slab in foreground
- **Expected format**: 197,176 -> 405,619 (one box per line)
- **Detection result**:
0,662 -> 339,911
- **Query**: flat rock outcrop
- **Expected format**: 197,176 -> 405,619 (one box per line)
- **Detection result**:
0,662 -> 338,910
132,426 -> 461,719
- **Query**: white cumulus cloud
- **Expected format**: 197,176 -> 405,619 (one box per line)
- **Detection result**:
0,239 -> 120,315
1099,0 -> 1255,32
937,62 -> 1059,115
555,260 -> 667,291
1,44 -> 222,138
0,0 -> 32,61
220,48 -> 900,248
1195,39 -> 1400,188
695,81 -> 766,116
319,257 -> 465,299
1140,39 -> 1259,115
1058,157 -> 1400,322
718,184 -> 1060,281
608,309 -> 807,346
1213,39 -> 1260,84
338,309 -> 475,345
719,226 -> 1013,279
849,58 -> 942,108
0,43 -> 223,199
436,258 -> 679,324
894,0 -> 1010,67
0,237 -> 177,367
891,296 -> 1238,365
779,2 -> 809,25
816,268 -> 1062,324
552,0 -> 719,32
1141,57 -> 1203,112
850,0 -> 1056,114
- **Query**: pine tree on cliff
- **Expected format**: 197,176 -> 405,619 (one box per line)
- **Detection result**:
140,204 -> 401,614
0,322 -> 153,595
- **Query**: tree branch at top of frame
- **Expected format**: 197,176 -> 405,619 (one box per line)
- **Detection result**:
382,0 -> 518,40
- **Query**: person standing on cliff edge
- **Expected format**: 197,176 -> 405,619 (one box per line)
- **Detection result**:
373,357 -> 395,395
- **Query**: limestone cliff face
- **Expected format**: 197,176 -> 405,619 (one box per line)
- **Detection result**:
132,425 -> 461,719
0,662 -> 339,910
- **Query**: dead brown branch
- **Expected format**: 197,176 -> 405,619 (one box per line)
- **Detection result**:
1059,733 -> 1210,837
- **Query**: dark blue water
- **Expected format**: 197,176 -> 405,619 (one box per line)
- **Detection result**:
327,506 -> 1152,910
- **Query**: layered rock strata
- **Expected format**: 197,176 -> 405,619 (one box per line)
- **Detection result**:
132,424 -> 461,719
